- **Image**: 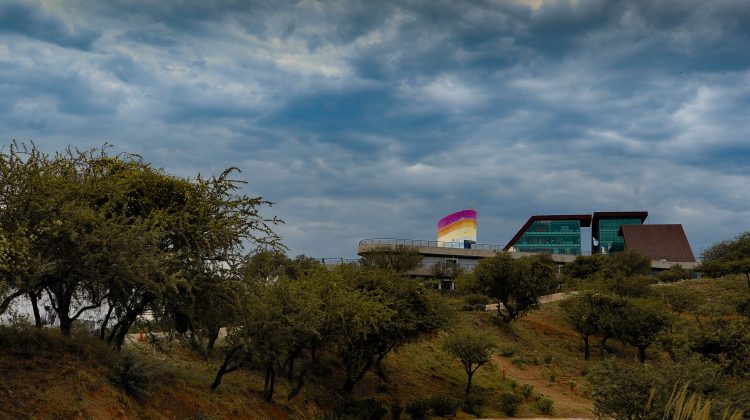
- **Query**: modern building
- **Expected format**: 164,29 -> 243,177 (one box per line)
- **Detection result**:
503,214 -> 592,255
355,210 -> 697,282
591,211 -> 648,255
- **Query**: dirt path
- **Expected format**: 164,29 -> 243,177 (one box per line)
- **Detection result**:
485,292 -> 574,312
492,353 -> 594,418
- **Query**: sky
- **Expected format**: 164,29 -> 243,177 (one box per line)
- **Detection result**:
1,0 -> 749,259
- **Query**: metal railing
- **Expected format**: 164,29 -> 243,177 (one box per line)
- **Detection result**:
317,258 -> 360,266
358,238 -> 504,251
312,257 -> 481,271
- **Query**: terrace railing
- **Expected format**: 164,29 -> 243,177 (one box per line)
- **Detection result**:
358,238 -> 504,251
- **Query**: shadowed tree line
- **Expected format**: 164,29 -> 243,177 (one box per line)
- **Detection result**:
0,142 -> 282,350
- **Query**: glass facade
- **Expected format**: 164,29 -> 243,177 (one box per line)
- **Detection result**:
514,220 -> 582,255
594,218 -> 642,254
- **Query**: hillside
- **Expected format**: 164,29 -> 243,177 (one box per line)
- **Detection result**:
1,275 -> 748,419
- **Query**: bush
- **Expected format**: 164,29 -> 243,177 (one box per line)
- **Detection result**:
605,275 -> 654,298
0,326 -> 114,367
429,395 -> 459,417
657,265 -> 692,283
511,354 -> 538,368
587,359 -> 662,419
462,390 -> 488,416
499,392 -> 524,416
337,399 -> 387,420
536,396 -> 554,415
108,353 -> 156,401
405,400 -> 430,419
520,383 -> 534,399
498,345 -> 517,357
463,293 -> 491,306
653,287 -> 702,313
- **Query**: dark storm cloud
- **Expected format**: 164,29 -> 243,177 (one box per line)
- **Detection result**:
0,2 -> 99,50
2,0 -> 749,258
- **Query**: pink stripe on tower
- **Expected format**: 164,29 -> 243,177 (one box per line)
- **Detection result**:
437,209 -> 477,229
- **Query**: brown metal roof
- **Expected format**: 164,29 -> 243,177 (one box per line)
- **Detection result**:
504,214 -> 592,251
619,224 -> 695,263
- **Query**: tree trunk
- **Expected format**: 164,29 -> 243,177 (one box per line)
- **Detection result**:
0,289 -> 25,315
374,352 -> 389,382
28,292 -> 42,328
583,334 -> 590,360
59,316 -> 73,336
206,327 -> 220,355
112,311 -> 139,351
745,272 -> 749,289
287,368 -> 308,400
210,345 -> 241,391
638,347 -> 646,363
264,364 -> 276,402
285,346 -> 302,380
343,356 -> 375,394
100,305 -> 113,341
465,371 -> 474,396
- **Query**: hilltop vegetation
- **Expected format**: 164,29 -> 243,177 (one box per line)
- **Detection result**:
2,143 -> 750,419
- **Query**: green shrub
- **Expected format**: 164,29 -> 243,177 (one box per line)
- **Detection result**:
462,390 -> 488,417
429,395 -> 459,417
0,326 -> 115,367
587,359 -> 662,419
337,399 -> 387,420
108,353 -> 156,401
499,392 -> 524,416
654,287 -> 702,313
536,396 -> 554,415
498,345 -> 517,357
520,383 -> 534,399
606,275 -> 654,298
511,354 -> 538,368
657,265 -> 692,283
463,293 -> 491,306
405,400 -> 430,419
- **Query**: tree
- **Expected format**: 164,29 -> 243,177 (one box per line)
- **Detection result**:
1,143 -> 283,342
600,250 -> 652,278
336,264 -> 453,393
0,142 -> 57,324
474,253 -> 557,323
700,232 -> 750,288
563,254 -> 607,281
600,274 -> 654,298
587,359 -> 663,420
689,318 -> 750,378
560,291 -> 626,360
618,299 -> 672,362
657,265 -> 692,283
359,245 -> 424,273
443,329 -> 497,396
211,268 -> 392,401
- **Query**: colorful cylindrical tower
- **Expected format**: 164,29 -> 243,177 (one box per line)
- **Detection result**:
437,209 -> 477,246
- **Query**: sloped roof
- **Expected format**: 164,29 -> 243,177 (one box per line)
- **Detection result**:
504,214 -> 592,251
619,224 -> 695,263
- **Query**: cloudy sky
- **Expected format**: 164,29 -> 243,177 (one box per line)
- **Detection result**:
2,0 -> 749,259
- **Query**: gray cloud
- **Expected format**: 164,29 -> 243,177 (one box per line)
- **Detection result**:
0,2 -> 100,50
2,0 -> 749,259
